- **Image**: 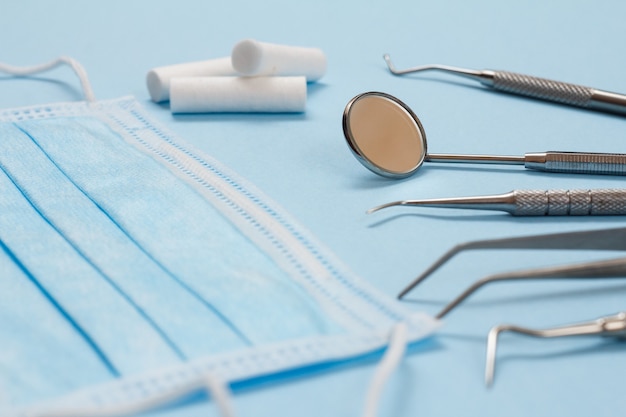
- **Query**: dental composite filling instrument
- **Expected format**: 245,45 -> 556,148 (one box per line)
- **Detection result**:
383,55 -> 626,116
367,189 -> 626,216
343,92 -> 626,179
485,312 -> 626,387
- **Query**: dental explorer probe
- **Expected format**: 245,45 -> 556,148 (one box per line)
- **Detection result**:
367,189 -> 626,216
383,55 -> 626,116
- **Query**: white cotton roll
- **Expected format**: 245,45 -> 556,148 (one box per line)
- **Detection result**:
146,57 -> 236,103
169,76 -> 307,113
231,39 -> 326,81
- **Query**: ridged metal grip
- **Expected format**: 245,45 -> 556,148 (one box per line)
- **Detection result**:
492,71 -> 594,107
527,151 -> 626,175
513,189 -> 626,216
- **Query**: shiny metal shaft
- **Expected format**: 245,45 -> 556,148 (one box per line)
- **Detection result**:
367,189 -> 626,216
384,55 -> 626,116
425,153 -> 525,165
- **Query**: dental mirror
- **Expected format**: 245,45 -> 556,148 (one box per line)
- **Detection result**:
342,91 -> 626,178
343,92 -> 427,179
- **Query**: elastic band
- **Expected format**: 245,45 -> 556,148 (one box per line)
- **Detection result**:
0,56 -> 95,102
204,374 -> 237,417
22,372 -> 236,417
360,323 -> 409,417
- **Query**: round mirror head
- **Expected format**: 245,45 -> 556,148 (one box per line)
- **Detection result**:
343,92 -> 427,179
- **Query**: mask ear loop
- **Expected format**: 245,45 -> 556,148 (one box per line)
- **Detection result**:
203,374 -> 237,417
0,56 -> 96,102
361,322 -> 409,417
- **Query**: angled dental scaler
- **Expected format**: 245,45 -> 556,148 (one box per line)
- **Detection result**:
397,227 -> 626,300
485,312 -> 626,387
368,189 -> 626,217
383,55 -> 626,116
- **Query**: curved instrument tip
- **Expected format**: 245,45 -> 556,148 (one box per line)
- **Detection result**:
366,201 -> 403,214
382,53 -> 398,74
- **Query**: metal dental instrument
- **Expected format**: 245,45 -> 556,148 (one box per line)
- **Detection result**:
383,54 -> 626,116
343,92 -> 626,179
435,256 -> 626,319
367,189 -> 626,217
485,312 -> 626,387
398,227 -> 626,300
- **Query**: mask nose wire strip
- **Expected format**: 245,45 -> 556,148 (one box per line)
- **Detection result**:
0,56 -> 96,102
361,322 -> 409,417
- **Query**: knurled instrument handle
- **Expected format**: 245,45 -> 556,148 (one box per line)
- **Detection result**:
513,189 -> 626,216
525,151 -> 626,175
491,71 -> 626,115
493,71 -> 593,106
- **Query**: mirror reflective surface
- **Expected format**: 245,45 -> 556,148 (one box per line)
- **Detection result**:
343,92 -> 427,178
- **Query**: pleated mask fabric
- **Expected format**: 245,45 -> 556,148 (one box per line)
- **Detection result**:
0,59 -> 439,416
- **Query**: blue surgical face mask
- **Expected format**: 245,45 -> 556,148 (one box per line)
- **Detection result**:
0,58 -> 439,417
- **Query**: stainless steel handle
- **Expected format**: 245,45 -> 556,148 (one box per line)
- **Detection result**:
490,71 -> 626,115
525,151 -> 626,175
513,189 -> 626,216
492,71 -> 593,106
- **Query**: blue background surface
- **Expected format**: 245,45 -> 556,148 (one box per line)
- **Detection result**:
1,1 -> 625,416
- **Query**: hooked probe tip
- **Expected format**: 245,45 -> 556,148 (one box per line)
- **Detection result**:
382,54 -> 397,73
366,201 -> 403,214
